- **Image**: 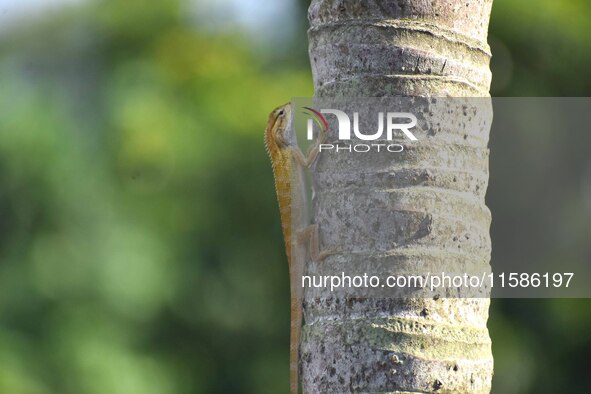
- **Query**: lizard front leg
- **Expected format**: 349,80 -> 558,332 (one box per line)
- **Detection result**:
290,125 -> 328,168
292,127 -> 332,261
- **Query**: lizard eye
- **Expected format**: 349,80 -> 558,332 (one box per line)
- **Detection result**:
278,109 -> 285,116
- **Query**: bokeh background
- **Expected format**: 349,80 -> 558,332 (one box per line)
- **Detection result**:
0,0 -> 589,393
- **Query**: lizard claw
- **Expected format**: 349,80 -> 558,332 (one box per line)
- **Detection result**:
316,248 -> 338,262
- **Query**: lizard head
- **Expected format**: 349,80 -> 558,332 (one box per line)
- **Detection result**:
265,103 -> 294,151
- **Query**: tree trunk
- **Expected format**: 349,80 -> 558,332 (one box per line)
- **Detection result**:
301,1 -> 494,393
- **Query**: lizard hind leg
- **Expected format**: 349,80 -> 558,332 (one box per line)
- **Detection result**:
296,224 -> 335,262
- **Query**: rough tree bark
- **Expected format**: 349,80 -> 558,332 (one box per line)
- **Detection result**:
301,1 -> 494,393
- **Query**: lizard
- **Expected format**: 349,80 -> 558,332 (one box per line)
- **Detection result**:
264,102 -> 331,394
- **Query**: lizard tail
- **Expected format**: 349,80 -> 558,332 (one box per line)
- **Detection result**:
290,295 -> 302,394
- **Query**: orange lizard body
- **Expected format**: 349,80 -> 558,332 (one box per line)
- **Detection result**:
265,103 -> 328,394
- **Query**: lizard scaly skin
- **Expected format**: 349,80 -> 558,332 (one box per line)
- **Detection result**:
265,103 -> 328,394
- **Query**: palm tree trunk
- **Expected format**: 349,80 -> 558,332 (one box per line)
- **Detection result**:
301,1 -> 494,393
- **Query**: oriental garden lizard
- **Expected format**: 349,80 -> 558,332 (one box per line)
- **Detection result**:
265,103 -> 331,394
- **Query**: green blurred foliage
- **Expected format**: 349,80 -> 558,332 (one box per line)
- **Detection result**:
0,1 -> 311,393
490,0 -> 591,95
488,2 -> 591,393
0,0 -> 589,393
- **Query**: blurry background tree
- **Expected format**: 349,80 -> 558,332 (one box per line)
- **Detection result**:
0,0 -> 589,393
